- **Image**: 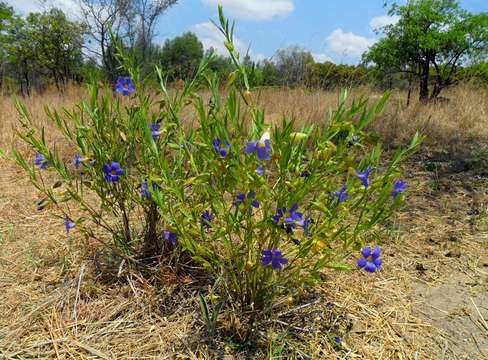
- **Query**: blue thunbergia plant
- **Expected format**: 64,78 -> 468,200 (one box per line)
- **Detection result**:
11,6 -> 420,336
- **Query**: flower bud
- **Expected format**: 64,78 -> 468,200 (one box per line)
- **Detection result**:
243,90 -> 252,103
224,40 -> 234,52
245,260 -> 254,272
227,71 -> 237,86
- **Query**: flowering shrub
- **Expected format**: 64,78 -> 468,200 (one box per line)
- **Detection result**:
10,6 -> 420,338
147,8 -> 421,334
10,49 -> 214,259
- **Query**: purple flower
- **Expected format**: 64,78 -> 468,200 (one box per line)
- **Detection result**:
150,123 -> 161,140
213,138 -> 231,158
115,76 -> 135,96
261,249 -> 288,270
201,210 -> 214,227
273,207 -> 286,224
355,167 -> 372,189
73,153 -> 82,169
164,230 -> 177,246
273,204 -> 309,234
334,337 -> 342,344
235,191 -> 260,209
102,162 -> 124,183
141,180 -> 159,200
256,166 -> 265,176
34,152 -> 50,170
334,185 -> 348,203
245,139 -> 271,161
285,204 -> 304,227
64,215 -> 75,237
300,171 -> 311,178
392,180 -> 407,198
357,246 -> 382,273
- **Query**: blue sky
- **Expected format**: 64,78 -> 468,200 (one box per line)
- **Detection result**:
8,0 -> 488,64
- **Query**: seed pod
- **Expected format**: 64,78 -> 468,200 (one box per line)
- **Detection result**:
243,90 -> 252,103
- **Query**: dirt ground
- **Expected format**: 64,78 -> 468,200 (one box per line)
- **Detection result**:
0,85 -> 487,359
0,151 -> 487,359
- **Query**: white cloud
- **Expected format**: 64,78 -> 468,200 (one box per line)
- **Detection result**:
202,0 -> 294,21
312,53 -> 333,63
326,28 -> 376,59
369,15 -> 400,30
6,0 -> 79,16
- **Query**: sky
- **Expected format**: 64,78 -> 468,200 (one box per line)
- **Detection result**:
6,0 -> 488,64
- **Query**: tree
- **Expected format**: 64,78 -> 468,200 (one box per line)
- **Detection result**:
78,0 -> 132,80
129,0 -> 177,67
78,0 -> 178,79
26,9 -> 84,89
159,32 -> 203,80
364,0 -> 488,102
4,15 -> 37,95
261,60 -> 280,86
274,46 -> 314,86
0,1 -> 14,88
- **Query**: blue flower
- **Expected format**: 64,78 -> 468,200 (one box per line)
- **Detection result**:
213,138 -> 231,158
34,152 -> 50,170
141,180 -> 159,200
273,207 -> 286,224
164,230 -> 177,246
334,337 -> 342,344
392,180 -> 407,198
102,162 -> 124,183
261,249 -> 288,270
201,210 -> 214,227
115,76 -> 135,96
284,204 -> 305,227
235,192 -> 260,209
64,215 -> 75,237
256,166 -> 265,176
334,185 -> 348,203
73,153 -> 82,169
300,171 -> 311,178
273,204 -> 308,233
150,123 -> 161,140
245,133 -> 272,161
355,167 -> 372,189
357,246 -> 382,273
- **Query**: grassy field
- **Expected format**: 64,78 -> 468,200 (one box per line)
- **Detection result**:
0,85 -> 487,359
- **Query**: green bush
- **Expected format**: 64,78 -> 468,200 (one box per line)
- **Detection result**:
10,6 -> 420,339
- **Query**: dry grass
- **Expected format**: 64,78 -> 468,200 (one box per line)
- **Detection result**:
0,85 -> 487,359
254,85 -> 488,152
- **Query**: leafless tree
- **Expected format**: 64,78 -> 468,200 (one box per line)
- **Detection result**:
78,0 -> 177,77
78,0 -> 132,78
128,0 -> 178,65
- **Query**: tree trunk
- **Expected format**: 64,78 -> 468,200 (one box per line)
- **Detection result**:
419,60 -> 430,103
23,60 -> 30,97
430,84 -> 442,100
407,75 -> 413,107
